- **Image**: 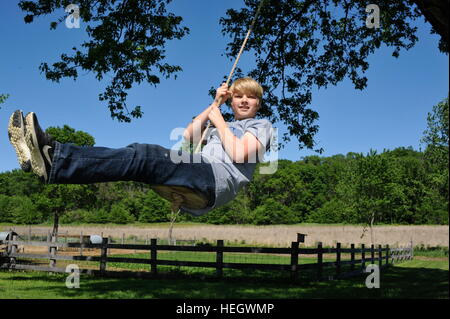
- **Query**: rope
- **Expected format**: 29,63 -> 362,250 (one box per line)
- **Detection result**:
194,0 -> 265,154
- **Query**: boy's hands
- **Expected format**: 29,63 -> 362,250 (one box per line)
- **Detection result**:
214,82 -> 232,106
208,82 -> 231,127
208,105 -> 223,126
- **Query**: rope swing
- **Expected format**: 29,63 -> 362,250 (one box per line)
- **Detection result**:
152,0 -> 266,217
194,0 -> 265,153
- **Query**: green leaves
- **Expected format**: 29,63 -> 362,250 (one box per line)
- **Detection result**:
20,0 -> 189,122
45,125 -> 95,146
220,0 -> 425,151
420,97 -> 449,214
0,93 -> 9,108
0,146 -> 448,225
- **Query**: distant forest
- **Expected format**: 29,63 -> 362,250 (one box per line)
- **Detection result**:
1,99 -> 448,226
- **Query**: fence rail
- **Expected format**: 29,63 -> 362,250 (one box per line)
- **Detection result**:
0,234 -> 413,282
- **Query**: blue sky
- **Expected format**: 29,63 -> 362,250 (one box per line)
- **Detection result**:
0,0 -> 448,173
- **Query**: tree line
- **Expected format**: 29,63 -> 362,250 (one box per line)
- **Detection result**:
0,146 -> 447,226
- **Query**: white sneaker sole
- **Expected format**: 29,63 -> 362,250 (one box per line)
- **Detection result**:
25,112 -> 48,181
8,110 -> 31,171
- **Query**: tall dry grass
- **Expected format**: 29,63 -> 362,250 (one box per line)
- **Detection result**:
7,224 -> 449,248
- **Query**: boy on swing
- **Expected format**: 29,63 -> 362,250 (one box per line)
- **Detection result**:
8,77 -> 273,216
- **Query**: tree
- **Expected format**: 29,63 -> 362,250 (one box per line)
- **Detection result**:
251,197 -> 297,225
42,125 -> 97,236
0,93 -> 9,106
219,0 -> 448,151
19,0 -> 448,151
138,190 -> 170,223
420,97 -> 449,216
420,97 -> 449,173
19,0 -> 189,122
413,0 -> 449,52
46,125 -> 95,146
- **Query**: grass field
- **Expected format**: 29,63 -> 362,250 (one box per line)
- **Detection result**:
1,257 -> 448,299
1,223 -> 448,299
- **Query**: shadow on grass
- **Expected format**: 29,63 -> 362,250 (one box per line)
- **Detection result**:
1,264 -> 448,299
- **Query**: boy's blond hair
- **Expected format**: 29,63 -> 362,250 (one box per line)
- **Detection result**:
230,77 -> 263,106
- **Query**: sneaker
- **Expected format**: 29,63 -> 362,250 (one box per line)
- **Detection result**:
24,112 -> 55,182
8,110 -> 32,172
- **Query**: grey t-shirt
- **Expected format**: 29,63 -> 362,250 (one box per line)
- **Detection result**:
181,118 -> 273,216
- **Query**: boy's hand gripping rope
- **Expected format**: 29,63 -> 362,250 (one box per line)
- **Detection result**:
193,0 -> 265,154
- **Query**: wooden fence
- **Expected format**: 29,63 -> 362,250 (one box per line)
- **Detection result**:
0,234 -> 413,282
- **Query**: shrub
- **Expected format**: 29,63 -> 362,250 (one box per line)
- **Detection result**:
10,196 -> 43,224
252,198 -> 297,225
109,203 -> 135,224
138,191 -> 170,223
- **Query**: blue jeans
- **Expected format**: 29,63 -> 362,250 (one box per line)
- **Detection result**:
48,142 -> 216,207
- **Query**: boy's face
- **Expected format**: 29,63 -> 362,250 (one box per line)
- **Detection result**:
230,90 -> 260,120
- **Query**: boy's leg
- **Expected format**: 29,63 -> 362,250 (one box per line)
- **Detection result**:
24,112 -> 216,207
48,142 -> 216,206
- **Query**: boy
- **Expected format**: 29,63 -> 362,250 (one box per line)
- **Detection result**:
8,77 -> 273,216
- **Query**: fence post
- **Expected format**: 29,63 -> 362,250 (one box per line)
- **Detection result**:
378,244 -> 382,269
371,244 -> 375,265
150,238 -> 157,276
385,244 -> 389,266
49,235 -> 57,269
361,244 -> 365,271
290,241 -> 299,281
216,240 -> 224,279
410,240 -> 414,260
10,234 -> 18,266
317,242 -> 323,281
80,231 -> 83,256
336,242 -> 341,278
108,236 -> 112,255
47,231 -> 51,253
350,243 -> 355,272
99,237 -> 108,274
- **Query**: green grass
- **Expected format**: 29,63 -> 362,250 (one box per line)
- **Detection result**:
413,246 -> 448,258
1,257 -> 447,299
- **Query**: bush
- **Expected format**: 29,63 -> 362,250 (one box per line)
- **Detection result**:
138,191 -> 170,223
109,203 -> 135,224
82,208 -> 110,224
307,199 -> 359,224
252,198 -> 298,225
10,196 -> 43,224
0,194 -> 13,222
60,209 -> 90,224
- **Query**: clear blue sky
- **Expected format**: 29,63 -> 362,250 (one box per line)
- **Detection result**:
1,0 -> 448,173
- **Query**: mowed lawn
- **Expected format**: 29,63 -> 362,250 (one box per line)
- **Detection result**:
0,257 -> 448,299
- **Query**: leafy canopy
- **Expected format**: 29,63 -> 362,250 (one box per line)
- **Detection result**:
18,0 -> 448,152
19,0 -> 189,122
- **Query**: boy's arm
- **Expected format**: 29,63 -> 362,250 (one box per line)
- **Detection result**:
184,83 -> 232,144
183,105 -> 212,144
209,106 -> 263,163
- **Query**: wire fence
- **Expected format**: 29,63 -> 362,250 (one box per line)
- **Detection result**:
1,232 -> 414,283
